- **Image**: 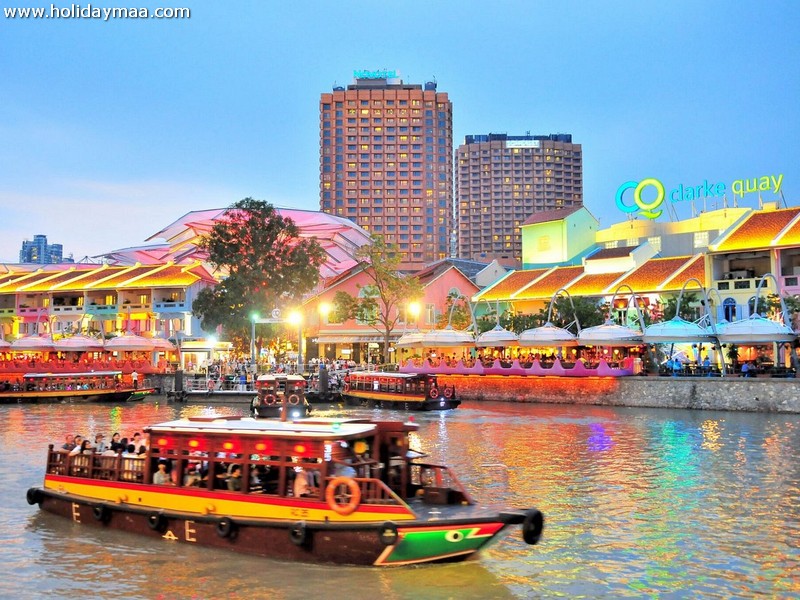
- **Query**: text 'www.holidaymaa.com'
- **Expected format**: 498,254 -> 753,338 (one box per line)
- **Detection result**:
4,4 -> 191,20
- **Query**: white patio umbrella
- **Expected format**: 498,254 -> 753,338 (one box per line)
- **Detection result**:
104,333 -> 158,352
519,322 -> 579,347
476,324 -> 519,347
642,317 -> 717,344
420,326 -> 475,348
54,334 -> 105,351
578,319 -> 643,346
11,335 -> 55,351
716,315 -> 796,345
395,331 -> 426,348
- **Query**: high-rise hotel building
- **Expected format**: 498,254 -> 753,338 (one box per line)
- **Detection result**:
320,73 -> 453,271
456,133 -> 583,266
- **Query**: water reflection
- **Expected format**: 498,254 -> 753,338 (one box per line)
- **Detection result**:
2,400 -> 799,598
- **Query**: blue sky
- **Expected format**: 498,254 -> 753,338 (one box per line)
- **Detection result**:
1,1 -> 798,262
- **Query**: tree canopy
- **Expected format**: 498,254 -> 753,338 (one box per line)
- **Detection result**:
331,235 -> 423,364
192,198 -> 326,346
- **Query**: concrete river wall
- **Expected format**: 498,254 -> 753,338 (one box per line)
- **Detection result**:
436,374 -> 800,413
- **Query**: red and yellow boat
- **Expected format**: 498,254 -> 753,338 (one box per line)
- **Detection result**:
27,415 -> 542,566
0,371 -> 154,403
343,372 -> 461,410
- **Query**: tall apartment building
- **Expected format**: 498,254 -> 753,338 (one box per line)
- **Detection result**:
18,234 -> 68,264
456,133 -> 583,266
320,73 -> 453,271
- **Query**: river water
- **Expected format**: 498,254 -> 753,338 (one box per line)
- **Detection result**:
3,399 -> 799,599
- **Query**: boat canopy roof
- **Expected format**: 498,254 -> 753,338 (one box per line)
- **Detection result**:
147,416 -> 381,439
348,371 -> 429,379
257,374 -> 305,382
23,370 -> 122,379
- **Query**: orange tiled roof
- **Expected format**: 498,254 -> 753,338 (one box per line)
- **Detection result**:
513,266 -> 584,300
476,269 -> 549,301
565,272 -> 624,296
126,264 -> 214,287
616,257 -> 696,291
775,217 -> 800,246
16,268 -> 84,292
712,207 -> 800,252
85,265 -> 154,288
661,255 -> 706,291
0,269 -> 50,291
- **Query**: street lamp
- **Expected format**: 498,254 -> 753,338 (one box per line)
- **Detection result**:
287,309 -> 303,374
250,312 -> 259,361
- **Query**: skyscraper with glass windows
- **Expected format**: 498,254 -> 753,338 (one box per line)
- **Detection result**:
18,234 -> 66,264
319,74 -> 453,271
456,133 -> 583,266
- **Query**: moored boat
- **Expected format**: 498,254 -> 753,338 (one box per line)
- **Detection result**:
26,414 -> 543,566
0,371 -> 154,404
343,371 -> 461,410
250,374 -> 312,419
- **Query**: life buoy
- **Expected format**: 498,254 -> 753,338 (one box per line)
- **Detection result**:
93,505 -> 110,523
289,521 -> 308,546
325,476 -> 361,516
264,394 -> 276,406
522,508 -> 544,545
26,488 -> 42,506
378,521 -> 399,546
147,512 -> 166,532
429,387 -> 439,398
216,517 -> 235,538
443,386 -> 453,399
288,394 -> 300,406
343,383 -> 350,393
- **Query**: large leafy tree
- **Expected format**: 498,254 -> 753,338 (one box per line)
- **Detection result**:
192,198 -> 326,349
331,235 -> 423,364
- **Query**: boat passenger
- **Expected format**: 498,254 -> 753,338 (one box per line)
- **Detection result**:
94,433 -> 108,454
61,434 -> 77,452
70,439 -> 93,456
109,432 -> 124,453
183,464 -> 202,487
227,465 -> 243,491
293,469 -> 314,497
153,460 -> 172,485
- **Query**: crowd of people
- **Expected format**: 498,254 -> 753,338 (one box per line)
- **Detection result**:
59,430 -> 148,457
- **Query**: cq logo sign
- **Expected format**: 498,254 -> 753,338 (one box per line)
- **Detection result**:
615,178 -> 665,220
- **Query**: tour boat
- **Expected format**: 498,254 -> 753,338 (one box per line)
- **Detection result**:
250,374 -> 312,419
343,371 -> 461,410
0,371 -> 154,404
26,414 -> 543,566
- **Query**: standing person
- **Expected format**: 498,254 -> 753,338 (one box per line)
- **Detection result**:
131,370 -> 139,390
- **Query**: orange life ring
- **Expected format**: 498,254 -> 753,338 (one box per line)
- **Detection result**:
429,387 -> 439,398
443,386 -> 453,399
288,393 -> 301,406
325,477 -> 361,516
343,383 -> 350,393
264,394 -> 276,405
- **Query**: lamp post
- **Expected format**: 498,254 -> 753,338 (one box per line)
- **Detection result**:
287,310 -> 303,374
250,312 -> 258,361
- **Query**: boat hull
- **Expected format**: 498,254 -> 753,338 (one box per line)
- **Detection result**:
343,390 -> 461,411
0,387 -> 153,404
29,487 -> 528,566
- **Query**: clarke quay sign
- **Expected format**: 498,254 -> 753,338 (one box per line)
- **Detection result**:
616,173 -> 785,219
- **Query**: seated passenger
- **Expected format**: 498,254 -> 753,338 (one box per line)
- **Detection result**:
153,460 -> 172,485
226,465 -> 243,491
183,464 -> 202,486
293,469 -> 313,497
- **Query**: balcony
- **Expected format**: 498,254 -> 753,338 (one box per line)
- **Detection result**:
51,305 -> 85,316
85,304 -> 118,315
153,300 -> 188,312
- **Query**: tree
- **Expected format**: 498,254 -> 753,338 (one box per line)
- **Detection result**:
331,235 -> 423,364
191,198 -> 326,349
